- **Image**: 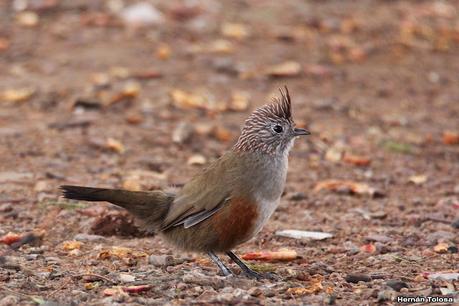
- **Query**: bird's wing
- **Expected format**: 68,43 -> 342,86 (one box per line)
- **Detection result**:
168,195 -> 231,229
160,153 -> 238,230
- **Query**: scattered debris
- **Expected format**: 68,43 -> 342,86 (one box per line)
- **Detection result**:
385,280 -> 408,292
187,154 -> 207,165
275,230 -> 333,240
120,2 -> 163,26
409,174 -> 428,185
442,131 -> 459,145
105,138 -> 125,154
62,240 -> 82,251
286,275 -> 324,295
221,23 -> 250,40
266,61 -> 302,77
97,246 -> 147,260
148,254 -> 175,267
0,232 -> 22,245
172,122 -> 193,144
242,249 -> 298,261
314,179 -> 383,197
103,285 -> 152,296
345,273 -> 372,283
342,154 -> 371,166
2,88 -> 35,103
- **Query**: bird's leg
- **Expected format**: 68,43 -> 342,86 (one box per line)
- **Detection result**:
226,251 -> 262,279
207,251 -> 233,277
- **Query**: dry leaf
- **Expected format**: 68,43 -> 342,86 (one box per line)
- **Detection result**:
97,246 -> 147,260
16,11 -> 39,27
0,37 -> 10,51
90,73 -> 110,86
360,243 -> 376,253
122,179 -> 141,191
84,282 -> 99,290
212,126 -> 233,142
122,169 -> 167,191
304,64 -> 333,78
229,91 -> 250,111
123,285 -> 152,293
131,70 -> 162,80
343,154 -> 371,166
110,67 -> 130,79
156,44 -> 171,60
207,39 -> 234,54
221,23 -> 250,40
0,232 -> 22,245
325,147 -> 343,162
62,240 -> 82,251
409,174 -> 427,185
266,61 -> 301,77
187,154 -> 206,165
172,122 -> 193,144
433,242 -> 449,253
314,179 -> 381,197
106,138 -> 125,154
125,112 -> 144,125
443,131 -> 459,145
241,248 -> 298,261
104,285 -> 152,296
287,275 -> 323,295
2,88 -> 35,103
170,89 -> 211,110
103,287 -> 126,296
110,82 -> 140,104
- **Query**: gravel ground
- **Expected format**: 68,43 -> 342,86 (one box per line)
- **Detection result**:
0,0 -> 458,305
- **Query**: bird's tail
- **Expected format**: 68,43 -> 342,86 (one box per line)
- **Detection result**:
60,185 -> 174,231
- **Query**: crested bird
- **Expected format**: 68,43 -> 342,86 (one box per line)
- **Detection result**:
61,86 -> 310,278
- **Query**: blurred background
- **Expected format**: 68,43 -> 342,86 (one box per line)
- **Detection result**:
0,0 -> 458,304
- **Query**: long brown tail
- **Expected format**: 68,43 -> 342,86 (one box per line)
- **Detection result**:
60,185 -> 174,231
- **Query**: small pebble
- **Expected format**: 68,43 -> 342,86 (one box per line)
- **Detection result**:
148,254 -> 174,267
183,271 -> 225,289
377,290 -> 393,302
0,295 -> 19,306
118,273 -> 135,283
324,294 -> 337,305
345,273 -> 371,283
386,279 -> 408,292
288,192 -> 306,201
248,287 -> 262,297
364,234 -> 392,243
25,254 -> 40,261
74,233 -> 106,242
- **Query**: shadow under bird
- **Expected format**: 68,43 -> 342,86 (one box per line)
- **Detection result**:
61,87 -> 310,279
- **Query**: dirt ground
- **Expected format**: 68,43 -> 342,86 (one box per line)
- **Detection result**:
1,0 -> 458,305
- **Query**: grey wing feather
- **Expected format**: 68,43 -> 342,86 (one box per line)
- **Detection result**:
165,196 -> 230,229
182,197 -> 230,228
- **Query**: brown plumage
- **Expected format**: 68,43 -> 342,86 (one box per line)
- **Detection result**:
61,86 -> 310,278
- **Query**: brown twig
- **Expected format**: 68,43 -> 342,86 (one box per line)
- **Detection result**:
76,273 -> 117,285
47,277 -> 73,298
0,285 -> 32,299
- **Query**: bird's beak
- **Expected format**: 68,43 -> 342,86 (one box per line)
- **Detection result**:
293,128 -> 311,136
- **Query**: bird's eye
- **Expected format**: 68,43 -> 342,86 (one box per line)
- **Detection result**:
273,125 -> 283,133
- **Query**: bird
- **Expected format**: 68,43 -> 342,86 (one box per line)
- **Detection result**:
61,86 -> 310,279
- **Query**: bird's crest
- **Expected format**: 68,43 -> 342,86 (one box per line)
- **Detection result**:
249,86 -> 293,123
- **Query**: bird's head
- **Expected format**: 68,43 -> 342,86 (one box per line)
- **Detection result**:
233,86 -> 310,155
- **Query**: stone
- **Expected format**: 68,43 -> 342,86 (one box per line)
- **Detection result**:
148,254 -> 174,267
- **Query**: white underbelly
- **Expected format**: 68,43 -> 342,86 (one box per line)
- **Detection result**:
252,199 -> 279,236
